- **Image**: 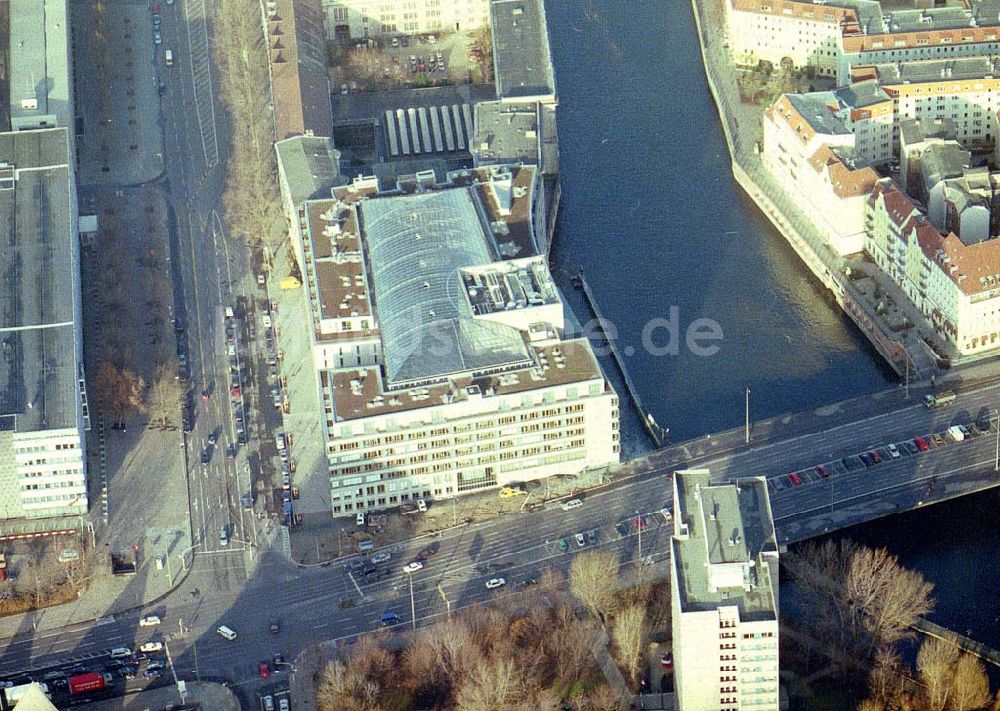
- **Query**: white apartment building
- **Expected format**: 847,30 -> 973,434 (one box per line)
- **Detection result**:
839,21 -> 1000,85
725,0 -> 870,77
670,469 -> 780,711
858,58 -> 1000,152
724,0 -> 1000,84
294,166 -> 619,516
322,0 -> 488,39
0,129 -> 89,521
763,91 -> 883,255
866,179 -> 1000,354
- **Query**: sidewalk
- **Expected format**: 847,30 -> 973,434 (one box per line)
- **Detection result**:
75,681 -> 240,710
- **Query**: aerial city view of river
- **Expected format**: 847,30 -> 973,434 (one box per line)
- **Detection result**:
544,0 -> 1000,655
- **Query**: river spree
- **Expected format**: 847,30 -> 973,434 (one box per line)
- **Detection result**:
546,0 -> 892,451
542,0 -> 1000,675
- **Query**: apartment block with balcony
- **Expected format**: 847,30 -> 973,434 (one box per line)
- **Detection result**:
866,178 -> 1000,355
670,469 -> 780,711
294,166 -> 619,517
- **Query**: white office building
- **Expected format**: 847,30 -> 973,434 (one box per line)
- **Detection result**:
671,469 -> 780,711
293,166 -> 619,517
322,0 -> 488,39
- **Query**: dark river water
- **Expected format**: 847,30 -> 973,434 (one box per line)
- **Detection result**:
543,0 -> 1000,663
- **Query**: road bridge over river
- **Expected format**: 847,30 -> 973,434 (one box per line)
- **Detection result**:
3,374 -> 1000,694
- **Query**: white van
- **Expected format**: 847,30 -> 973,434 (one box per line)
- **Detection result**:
217,625 -> 237,641
164,49 -> 174,67
219,526 -> 229,546
110,647 -> 132,659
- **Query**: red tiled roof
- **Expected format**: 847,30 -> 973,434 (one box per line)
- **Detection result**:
808,145 -> 879,198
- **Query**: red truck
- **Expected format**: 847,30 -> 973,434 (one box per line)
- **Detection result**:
68,672 -> 110,695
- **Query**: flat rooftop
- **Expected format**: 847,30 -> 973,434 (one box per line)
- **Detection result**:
326,338 -> 605,421
0,128 -> 79,433
8,0 -> 71,131
275,135 -> 342,210
473,101 -> 541,167
490,0 -> 556,101
672,470 -> 778,621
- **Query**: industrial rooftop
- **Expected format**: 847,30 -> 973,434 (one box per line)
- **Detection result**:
8,0 -> 72,132
0,128 -> 80,434
360,187 -> 534,386
490,0 -> 556,101
671,469 -> 779,621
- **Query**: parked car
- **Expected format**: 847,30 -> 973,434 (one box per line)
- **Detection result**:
139,641 -> 163,653
575,533 -> 586,547
560,499 -> 583,511
587,529 -> 598,544
904,440 -> 919,454
815,464 -> 830,477
485,577 -> 506,589
403,561 -> 423,574
788,472 -> 802,486
380,612 -> 401,626
258,662 -> 270,678
887,443 -> 900,458
931,433 -> 944,447
417,542 -> 440,560
869,450 -> 882,464
371,551 -> 391,564
914,436 -> 929,452
859,452 -> 874,467
615,522 -> 630,537
557,538 -> 569,552
139,615 -> 161,627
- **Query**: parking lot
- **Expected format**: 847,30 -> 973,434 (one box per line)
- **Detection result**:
329,30 -> 490,94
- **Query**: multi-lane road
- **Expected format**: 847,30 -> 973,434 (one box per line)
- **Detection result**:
5,365 -> 1000,694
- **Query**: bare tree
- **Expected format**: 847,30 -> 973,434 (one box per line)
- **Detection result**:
790,540 -> 934,657
469,25 -> 494,84
346,48 -> 384,86
92,362 -> 146,429
454,656 -> 530,711
147,362 -> 183,428
213,0 -> 283,262
856,700 -> 885,711
949,653 -> 992,711
868,645 -> 903,707
918,637 -> 960,711
570,550 -> 619,623
611,604 -> 646,685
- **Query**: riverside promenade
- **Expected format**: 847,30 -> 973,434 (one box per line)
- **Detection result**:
689,0 -> 943,380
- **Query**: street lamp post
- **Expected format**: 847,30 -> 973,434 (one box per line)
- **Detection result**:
407,572 -> 417,631
636,510 -> 643,562
994,415 -> 999,472
744,387 -> 750,445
